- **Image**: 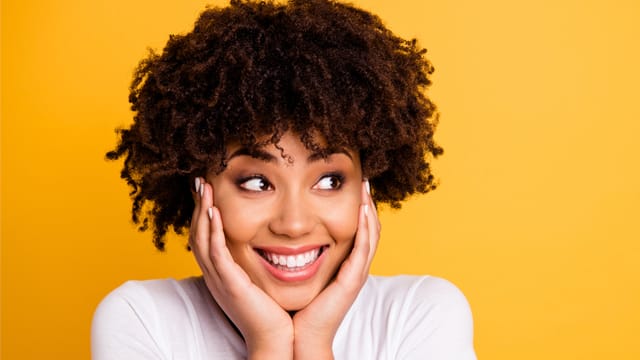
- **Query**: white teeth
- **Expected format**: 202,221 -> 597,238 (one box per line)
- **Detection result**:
296,254 -> 305,267
262,248 -> 322,269
286,256 -> 296,267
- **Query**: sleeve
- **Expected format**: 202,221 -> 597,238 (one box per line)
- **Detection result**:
91,282 -> 167,360
396,277 -> 477,360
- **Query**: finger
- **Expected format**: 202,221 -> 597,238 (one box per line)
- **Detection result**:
196,180 -> 213,248
191,178 -> 217,279
365,179 -> 381,233
337,181 -> 377,283
353,194 -> 371,270
203,187 -> 253,290
363,180 -> 380,266
208,204 -> 237,273
189,177 -> 203,246
192,177 -> 201,202
334,199 -> 370,289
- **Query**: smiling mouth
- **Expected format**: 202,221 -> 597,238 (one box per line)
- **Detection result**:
256,246 -> 328,271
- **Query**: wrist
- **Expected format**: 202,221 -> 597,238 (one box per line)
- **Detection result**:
247,330 -> 294,360
293,336 -> 334,360
249,347 -> 293,360
248,345 -> 293,360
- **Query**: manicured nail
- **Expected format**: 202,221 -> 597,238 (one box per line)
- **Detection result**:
365,179 -> 371,195
207,207 -> 213,220
199,183 -> 204,197
195,177 -> 201,192
363,204 -> 369,216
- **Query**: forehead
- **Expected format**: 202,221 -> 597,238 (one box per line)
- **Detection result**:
226,132 -> 356,165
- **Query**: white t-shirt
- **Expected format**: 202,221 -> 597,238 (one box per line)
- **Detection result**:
92,275 -> 476,359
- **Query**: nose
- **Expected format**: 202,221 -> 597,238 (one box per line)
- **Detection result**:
268,191 -> 315,239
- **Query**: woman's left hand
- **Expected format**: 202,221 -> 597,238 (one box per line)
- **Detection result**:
292,180 -> 381,360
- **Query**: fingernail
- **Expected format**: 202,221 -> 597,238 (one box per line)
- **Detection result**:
195,177 -> 201,192
363,204 -> 369,216
199,183 -> 204,197
365,180 -> 371,195
207,207 -> 213,220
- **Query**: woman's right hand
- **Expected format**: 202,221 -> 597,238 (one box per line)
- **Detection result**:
190,177 -> 294,360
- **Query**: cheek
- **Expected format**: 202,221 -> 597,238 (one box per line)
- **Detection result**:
319,196 -> 360,243
221,217 -> 253,246
215,199 -> 267,247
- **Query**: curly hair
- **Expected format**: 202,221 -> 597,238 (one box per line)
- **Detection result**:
107,0 -> 443,250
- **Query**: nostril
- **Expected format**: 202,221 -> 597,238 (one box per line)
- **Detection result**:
268,204 -> 315,238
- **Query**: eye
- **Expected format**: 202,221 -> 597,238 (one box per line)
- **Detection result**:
314,174 -> 344,190
238,176 -> 272,192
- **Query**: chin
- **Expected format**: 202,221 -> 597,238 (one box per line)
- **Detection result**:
269,285 -> 322,312
279,300 -> 311,312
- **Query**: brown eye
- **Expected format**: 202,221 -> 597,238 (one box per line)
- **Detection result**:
314,175 -> 343,190
239,176 -> 272,192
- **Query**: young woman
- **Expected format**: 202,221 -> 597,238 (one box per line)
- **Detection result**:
92,0 -> 476,358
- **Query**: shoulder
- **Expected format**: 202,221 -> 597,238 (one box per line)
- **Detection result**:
336,275 -> 476,360
361,275 -> 474,324
91,277 -> 237,359
92,277 -> 206,327
378,275 -> 473,317
365,274 -> 467,300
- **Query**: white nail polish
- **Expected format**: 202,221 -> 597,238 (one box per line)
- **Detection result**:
207,207 -> 213,220
199,183 -> 204,197
365,180 -> 371,195
364,204 -> 369,216
195,177 -> 201,192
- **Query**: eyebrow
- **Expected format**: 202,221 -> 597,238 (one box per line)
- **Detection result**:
227,147 -> 353,163
227,148 -> 277,163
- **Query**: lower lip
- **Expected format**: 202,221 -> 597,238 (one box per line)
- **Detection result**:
257,248 -> 327,282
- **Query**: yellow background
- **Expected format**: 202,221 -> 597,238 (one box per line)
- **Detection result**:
2,0 -> 639,358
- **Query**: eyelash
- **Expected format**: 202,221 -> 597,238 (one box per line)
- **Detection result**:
313,173 -> 345,190
236,173 -> 345,192
236,175 -> 273,192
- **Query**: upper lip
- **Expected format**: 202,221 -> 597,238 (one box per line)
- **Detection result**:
254,244 -> 327,255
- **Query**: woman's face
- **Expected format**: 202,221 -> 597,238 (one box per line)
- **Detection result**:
206,132 -> 363,311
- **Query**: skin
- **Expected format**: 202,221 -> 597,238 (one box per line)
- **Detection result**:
189,132 -> 381,359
